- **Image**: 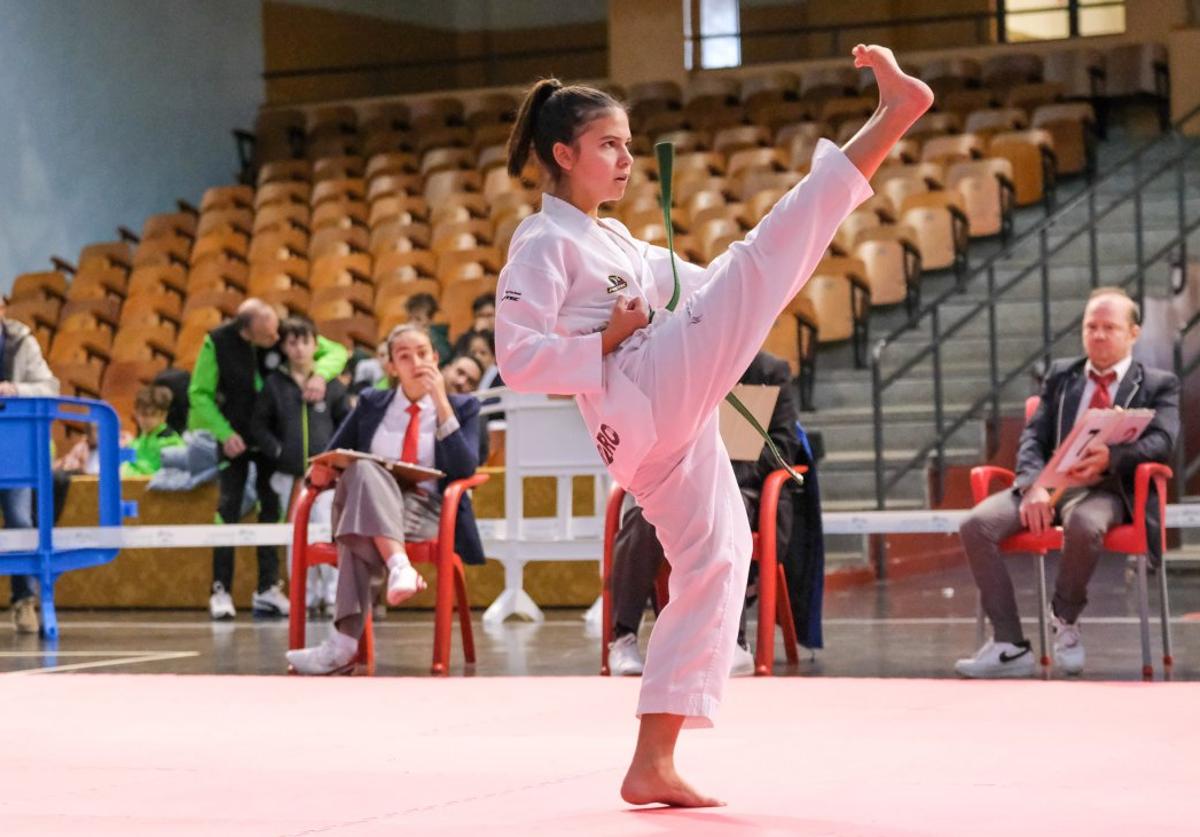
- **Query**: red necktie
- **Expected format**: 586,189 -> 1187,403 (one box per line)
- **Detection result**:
1087,370 -> 1118,410
400,402 -> 421,463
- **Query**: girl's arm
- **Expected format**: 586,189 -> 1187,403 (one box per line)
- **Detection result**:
494,262 -> 604,396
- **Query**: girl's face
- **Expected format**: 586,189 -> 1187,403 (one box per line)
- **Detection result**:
552,108 -> 633,212
468,336 -> 495,371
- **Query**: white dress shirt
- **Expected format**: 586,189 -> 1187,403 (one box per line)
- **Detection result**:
1073,354 -> 1134,428
369,392 -> 459,492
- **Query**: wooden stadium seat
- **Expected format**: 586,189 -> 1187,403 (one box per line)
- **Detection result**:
132,235 -> 191,269
919,57 -> 982,96
120,293 -> 182,329
369,219 -> 432,256
920,132 -> 986,166
743,187 -> 788,225
964,108 -> 1029,142
197,208 -> 253,238
257,159 -> 311,186
59,299 -> 121,335
310,253 -> 373,292
441,276 -> 498,339
472,122 -> 515,154
78,241 -> 133,273
52,360 -> 105,399
483,166 -> 536,204
942,88 -> 999,122
797,256 -> 870,366
695,217 -> 742,263
672,151 -> 726,179
832,208 -> 883,256
50,329 -> 112,365
818,96 -> 875,130
750,99 -> 817,134
248,269 -> 311,300
249,228 -> 309,265
981,53 -> 1043,90
1042,47 -> 1106,101
741,70 -> 799,104
183,290 -> 244,319
201,185 -> 254,213
946,158 -> 1016,240
312,155 -> 365,182
174,324 -> 211,371
190,231 -> 249,267
409,97 -> 465,131
474,144 -> 508,175
307,135 -> 360,162
853,225 -> 923,313
63,269 -> 125,307
424,170 -> 482,206
874,164 -> 939,213
653,129 -> 709,153
761,311 -> 803,376
101,360 -> 167,400
255,181 -> 311,211
361,129 -> 417,158
464,92 -> 517,128
359,101 -> 412,134
489,190 -> 536,223
711,125 -> 770,157
312,178 -> 366,207
415,127 -> 473,157
988,129 -> 1057,209
436,246 -> 502,281
187,259 -> 249,295
906,112 -> 963,143
141,211 -> 197,242
1032,103 -> 1097,178
899,191 -> 969,277
493,207 -> 534,258
127,264 -> 187,300
369,194 -> 429,227
375,277 -> 441,311
773,119 -> 826,149
312,282 -> 372,312
259,287 -> 312,317
365,173 -> 422,204
1004,81 -> 1064,113
309,226 -> 369,261
799,67 -> 857,100
735,169 -> 802,203
374,250 -> 437,284
365,151 -> 420,182
315,315 -> 378,351
684,76 -> 740,109
726,147 -> 787,181
11,271 -> 68,304
420,147 -> 475,177
433,191 -> 489,221
5,299 -> 60,347
308,105 -> 358,137
432,219 -> 492,247
111,327 -> 176,365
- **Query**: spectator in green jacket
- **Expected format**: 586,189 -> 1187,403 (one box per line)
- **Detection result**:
121,385 -> 184,477
187,299 -> 348,621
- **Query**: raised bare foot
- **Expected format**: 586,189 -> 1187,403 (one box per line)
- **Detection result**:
620,760 -> 725,808
853,43 -> 934,124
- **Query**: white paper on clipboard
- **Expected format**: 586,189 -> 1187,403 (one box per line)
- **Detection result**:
718,384 -> 780,461
1035,407 -> 1154,491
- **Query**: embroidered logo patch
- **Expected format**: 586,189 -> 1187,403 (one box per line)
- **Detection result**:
502,290 -> 523,303
606,274 -> 629,294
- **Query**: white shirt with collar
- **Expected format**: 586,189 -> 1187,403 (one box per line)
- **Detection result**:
369,392 -> 460,492
1073,354 -> 1134,428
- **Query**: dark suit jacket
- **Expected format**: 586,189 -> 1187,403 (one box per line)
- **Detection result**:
326,388 -> 486,565
1015,356 -> 1180,559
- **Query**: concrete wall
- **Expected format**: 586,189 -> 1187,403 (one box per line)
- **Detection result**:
0,0 -> 262,292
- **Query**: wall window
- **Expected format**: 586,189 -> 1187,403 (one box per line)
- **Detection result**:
684,0 -> 741,70
1003,0 -> 1125,42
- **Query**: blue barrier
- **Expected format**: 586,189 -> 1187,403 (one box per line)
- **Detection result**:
0,397 -> 137,638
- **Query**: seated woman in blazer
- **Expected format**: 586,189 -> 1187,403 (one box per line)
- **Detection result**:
287,324 -> 484,675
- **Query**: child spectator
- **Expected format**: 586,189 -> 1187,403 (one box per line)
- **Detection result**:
404,293 -> 454,362
121,385 -> 185,477
251,316 -> 352,614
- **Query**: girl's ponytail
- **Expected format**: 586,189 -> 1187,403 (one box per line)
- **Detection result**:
507,78 -> 562,177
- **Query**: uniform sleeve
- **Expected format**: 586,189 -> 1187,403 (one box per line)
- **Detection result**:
494,262 -> 603,395
187,336 -> 235,442
312,336 -> 349,381
11,338 -> 60,396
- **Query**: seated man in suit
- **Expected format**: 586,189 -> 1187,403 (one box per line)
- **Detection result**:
607,350 -> 803,676
956,287 -> 1179,678
286,325 -> 484,675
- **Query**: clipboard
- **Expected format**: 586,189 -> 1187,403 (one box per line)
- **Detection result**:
718,384 -> 780,461
309,449 -> 444,488
1032,407 -> 1154,497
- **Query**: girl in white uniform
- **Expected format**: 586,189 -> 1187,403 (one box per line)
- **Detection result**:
495,45 -> 932,807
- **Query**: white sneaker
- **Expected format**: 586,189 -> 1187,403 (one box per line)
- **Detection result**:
607,633 -> 644,675
286,634 -> 357,676
954,639 -> 1036,678
1052,615 -> 1085,675
731,642 -> 756,677
209,583 -> 236,621
386,562 -> 427,606
252,582 -> 290,617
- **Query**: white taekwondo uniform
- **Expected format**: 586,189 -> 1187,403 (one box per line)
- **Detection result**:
496,139 -> 872,726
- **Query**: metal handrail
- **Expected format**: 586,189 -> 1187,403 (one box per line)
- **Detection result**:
871,103 -> 1200,509
1173,310 -> 1200,498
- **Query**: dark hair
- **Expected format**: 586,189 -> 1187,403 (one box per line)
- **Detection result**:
134,384 -> 173,415
405,292 -> 439,317
278,315 -> 316,342
506,78 -> 623,180
1087,286 -> 1140,326
470,328 -> 496,355
472,293 -> 496,315
450,353 -> 485,379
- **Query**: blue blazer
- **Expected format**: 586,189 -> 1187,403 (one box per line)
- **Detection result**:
326,388 -> 486,565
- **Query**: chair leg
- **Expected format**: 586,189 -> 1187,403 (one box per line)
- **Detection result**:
975,592 -> 985,647
432,551 -> 455,676
1158,555 -> 1174,668
453,560 -> 475,665
359,610 -> 375,676
775,564 -> 800,664
755,554 -> 777,677
288,546 -> 308,653
1136,555 -> 1153,679
1036,553 -> 1050,668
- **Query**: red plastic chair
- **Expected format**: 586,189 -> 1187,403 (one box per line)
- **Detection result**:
600,465 -> 807,677
969,396 -> 1174,677
287,472 -> 490,676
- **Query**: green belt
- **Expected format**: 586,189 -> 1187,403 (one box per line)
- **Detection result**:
655,141 -> 804,487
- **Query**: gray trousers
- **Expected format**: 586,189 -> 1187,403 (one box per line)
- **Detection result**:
959,487 -> 1124,644
329,461 -> 441,640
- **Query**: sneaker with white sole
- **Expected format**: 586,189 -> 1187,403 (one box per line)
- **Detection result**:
286,634 -> 357,675
252,582 -> 290,617
954,639 -> 1036,679
730,642 -> 756,677
607,633 -> 644,676
386,563 -> 427,606
1051,614 -> 1085,675
209,583 -> 236,621
12,597 -> 39,635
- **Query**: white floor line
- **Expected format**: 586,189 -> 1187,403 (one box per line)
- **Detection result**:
4,651 -> 199,675
0,650 -> 200,657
